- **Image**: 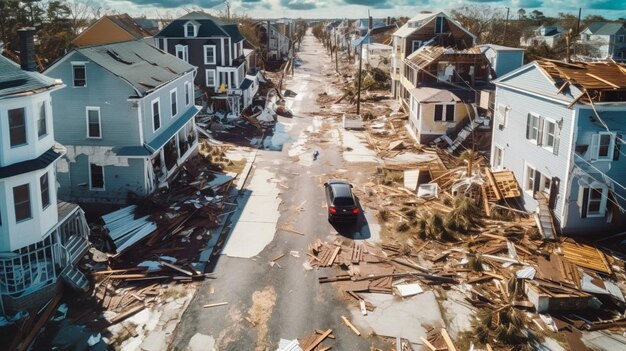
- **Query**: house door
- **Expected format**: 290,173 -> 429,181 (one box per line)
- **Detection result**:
549,177 -> 560,210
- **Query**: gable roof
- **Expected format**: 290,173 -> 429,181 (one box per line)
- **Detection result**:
410,87 -> 460,103
393,12 -> 476,43
156,12 -> 229,38
72,14 -> 152,47
585,22 -> 625,35
75,40 -> 194,96
0,55 -> 60,98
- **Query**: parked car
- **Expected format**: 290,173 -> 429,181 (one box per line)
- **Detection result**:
324,179 -> 359,223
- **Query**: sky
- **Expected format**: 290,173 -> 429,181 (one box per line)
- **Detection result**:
101,0 -> 626,20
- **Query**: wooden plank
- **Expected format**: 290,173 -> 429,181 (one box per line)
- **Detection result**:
341,315 -> 361,336
441,328 -> 457,351
203,302 -> 228,308
315,329 -> 335,339
110,304 -> 145,324
420,336 -> 437,351
304,329 -> 332,351
272,253 -> 285,262
327,246 -> 341,266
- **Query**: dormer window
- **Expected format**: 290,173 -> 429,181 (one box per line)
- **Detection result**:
185,22 -> 197,37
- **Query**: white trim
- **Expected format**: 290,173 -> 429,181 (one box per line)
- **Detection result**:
175,44 -> 188,62
228,37 -> 232,66
523,162 -> 536,195
496,83 -> 573,106
561,108 -> 578,227
88,162 -> 105,191
220,38 -> 225,66
584,185 -> 608,218
170,88 -> 178,118
85,106 -> 102,139
493,144 -> 504,171
184,21 -> 198,38
541,117 -> 557,153
71,62 -> 87,88
526,112 -> 540,144
206,69 -> 216,87
203,45 -> 216,65
137,101 -> 144,144
433,103 -> 455,122
185,81 -> 191,106
151,98 -> 161,132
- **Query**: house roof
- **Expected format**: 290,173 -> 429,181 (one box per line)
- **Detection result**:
536,59 -> 626,91
479,44 -> 524,52
72,14 -> 152,47
585,22 -> 625,35
409,87 -> 461,103
156,12 -> 229,38
222,24 -> 244,43
240,78 -> 254,90
107,14 -> 153,38
393,12 -> 476,43
0,147 -> 63,179
0,56 -> 60,98
76,40 -> 194,96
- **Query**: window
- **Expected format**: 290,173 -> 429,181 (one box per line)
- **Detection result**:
618,35 -> 625,43
434,104 -> 454,122
206,69 -> 216,87
435,16 -> 448,34
156,38 -> 166,50
411,40 -> 422,53
38,101 -> 47,138
86,107 -> 101,138
185,22 -> 196,37
13,184 -> 31,222
175,45 -> 188,62
496,104 -> 508,129
579,186 -> 608,218
152,99 -> 161,131
539,174 -> 551,193
525,113 -> 540,142
8,107 -> 27,147
73,64 -> 86,87
542,119 -> 556,150
40,173 -> 50,209
170,89 -> 177,117
89,163 -> 105,190
493,145 -> 504,170
204,45 -> 216,65
185,82 -> 191,106
590,132 -> 615,161
524,164 -> 536,194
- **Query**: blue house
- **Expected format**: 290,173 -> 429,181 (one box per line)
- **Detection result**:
45,40 -> 199,204
0,29 -> 89,313
491,60 -> 626,235
479,44 -> 525,79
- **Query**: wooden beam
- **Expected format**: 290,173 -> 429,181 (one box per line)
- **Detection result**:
304,329 -> 332,351
440,328 -> 457,351
420,337 -> 437,351
586,73 -> 620,89
341,315 -> 361,336
203,302 -> 228,308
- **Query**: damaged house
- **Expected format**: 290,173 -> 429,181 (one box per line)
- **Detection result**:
45,38 -> 199,204
155,12 -> 259,116
491,59 -> 626,235
0,29 -> 90,314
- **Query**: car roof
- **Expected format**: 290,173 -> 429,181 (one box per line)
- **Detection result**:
329,183 -> 352,198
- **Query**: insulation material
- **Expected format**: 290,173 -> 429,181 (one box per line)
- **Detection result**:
64,146 -> 130,167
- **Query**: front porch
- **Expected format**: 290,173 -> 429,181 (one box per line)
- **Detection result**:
0,202 -> 90,315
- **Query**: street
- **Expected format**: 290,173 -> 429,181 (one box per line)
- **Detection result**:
171,30 -> 385,350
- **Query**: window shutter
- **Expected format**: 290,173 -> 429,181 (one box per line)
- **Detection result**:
579,187 -> 589,219
526,113 -> 532,139
614,133 -> 621,161
589,134 -> 600,161
537,117 -> 545,146
553,123 -> 561,155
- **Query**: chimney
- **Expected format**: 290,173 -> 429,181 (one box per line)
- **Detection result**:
18,27 -> 37,72
387,16 -> 391,26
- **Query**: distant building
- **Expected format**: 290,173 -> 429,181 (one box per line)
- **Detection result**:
45,39 -> 199,204
491,60 -> 626,234
579,22 -> 626,62
479,44 -> 525,78
0,29 -> 89,314
155,12 -> 259,115
519,25 -> 564,48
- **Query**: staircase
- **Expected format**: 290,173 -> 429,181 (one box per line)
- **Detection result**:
62,266 -> 89,292
64,234 -> 90,265
535,192 -> 557,239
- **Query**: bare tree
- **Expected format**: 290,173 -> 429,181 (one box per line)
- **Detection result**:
450,5 -> 506,44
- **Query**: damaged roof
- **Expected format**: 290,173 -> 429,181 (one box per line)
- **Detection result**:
536,59 -> 626,91
0,55 -> 60,98
76,40 -> 194,96
406,45 -> 482,70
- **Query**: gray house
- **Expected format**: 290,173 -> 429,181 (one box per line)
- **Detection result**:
491,60 -> 626,235
579,22 -> 626,62
45,40 -> 199,204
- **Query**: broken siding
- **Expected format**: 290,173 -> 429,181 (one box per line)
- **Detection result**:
62,154 -> 146,203
492,85 -> 574,225
47,51 -> 141,147
563,108 -> 626,234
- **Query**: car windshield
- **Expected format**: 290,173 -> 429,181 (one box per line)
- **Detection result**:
334,197 -> 355,206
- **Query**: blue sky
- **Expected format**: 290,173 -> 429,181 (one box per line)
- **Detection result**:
102,0 -> 625,19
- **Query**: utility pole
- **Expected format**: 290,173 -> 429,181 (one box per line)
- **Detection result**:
576,8 -> 582,35
225,0 -> 231,20
503,7 -> 510,45
356,41 -> 363,115
335,46 -> 339,73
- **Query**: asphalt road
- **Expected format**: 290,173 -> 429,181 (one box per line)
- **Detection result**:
171,30 -> 386,351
